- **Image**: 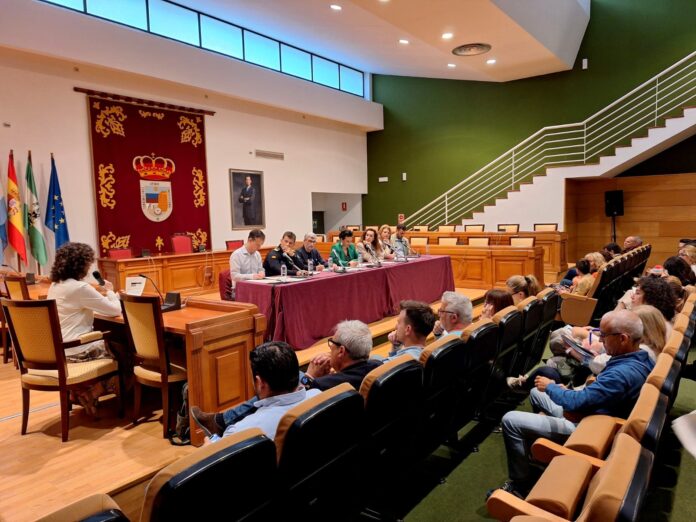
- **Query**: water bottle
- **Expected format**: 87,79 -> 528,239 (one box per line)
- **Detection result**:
307,259 -> 314,273
280,264 -> 287,282
357,252 -> 363,266
327,257 -> 334,271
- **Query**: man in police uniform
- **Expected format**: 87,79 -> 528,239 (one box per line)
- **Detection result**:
264,231 -> 306,276
294,233 -> 327,271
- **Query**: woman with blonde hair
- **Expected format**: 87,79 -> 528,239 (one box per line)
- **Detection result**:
679,244 -> 696,275
632,304 -> 667,356
585,252 -> 606,273
378,224 -> 396,259
506,274 -> 542,304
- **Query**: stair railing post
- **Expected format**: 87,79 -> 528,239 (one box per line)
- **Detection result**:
511,149 -> 515,190
445,193 -> 449,224
583,122 -> 587,164
654,78 -> 659,126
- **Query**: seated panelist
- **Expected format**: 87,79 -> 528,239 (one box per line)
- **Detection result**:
356,228 -> 386,263
294,233 -> 327,271
263,231 -> 305,276
330,229 -> 359,267
46,242 -> 122,416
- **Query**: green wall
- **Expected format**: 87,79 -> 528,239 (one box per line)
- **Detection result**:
364,0 -> 696,224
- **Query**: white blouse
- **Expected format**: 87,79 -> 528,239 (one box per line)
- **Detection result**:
47,278 -> 121,342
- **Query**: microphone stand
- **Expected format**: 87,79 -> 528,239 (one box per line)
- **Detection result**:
138,273 -> 181,312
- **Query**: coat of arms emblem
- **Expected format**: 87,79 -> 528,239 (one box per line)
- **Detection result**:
133,154 -> 174,222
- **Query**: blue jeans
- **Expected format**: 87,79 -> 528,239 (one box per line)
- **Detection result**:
501,388 -> 577,483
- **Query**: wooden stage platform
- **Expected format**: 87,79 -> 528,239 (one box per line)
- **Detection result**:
0,288 -> 485,521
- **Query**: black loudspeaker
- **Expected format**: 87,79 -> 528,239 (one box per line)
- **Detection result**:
605,190 -> 624,217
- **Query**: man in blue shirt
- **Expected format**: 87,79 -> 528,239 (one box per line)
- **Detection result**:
380,300 -> 437,362
490,310 -> 655,498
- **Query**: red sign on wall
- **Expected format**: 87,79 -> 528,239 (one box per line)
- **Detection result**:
341,202 -> 347,211
397,213 -> 405,223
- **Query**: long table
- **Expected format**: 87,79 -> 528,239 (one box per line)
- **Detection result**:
236,255 -> 454,350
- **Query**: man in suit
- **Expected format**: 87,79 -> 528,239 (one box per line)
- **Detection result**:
239,175 -> 256,225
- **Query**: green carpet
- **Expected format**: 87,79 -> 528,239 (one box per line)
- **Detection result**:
405,352 -> 696,522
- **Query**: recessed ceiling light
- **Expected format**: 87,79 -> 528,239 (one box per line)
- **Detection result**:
447,63 -> 456,68
486,59 -> 497,65
442,32 -> 454,40
330,4 -> 342,11
379,0 -> 390,3
399,39 -> 410,45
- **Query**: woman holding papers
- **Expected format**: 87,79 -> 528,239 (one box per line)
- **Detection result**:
330,229 -> 359,267
47,242 -> 122,415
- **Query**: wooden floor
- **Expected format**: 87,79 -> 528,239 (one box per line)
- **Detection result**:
0,287 -> 485,521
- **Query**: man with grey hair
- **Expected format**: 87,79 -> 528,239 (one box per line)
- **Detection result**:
432,291 -> 473,338
622,235 -> 643,253
295,232 -> 327,271
489,309 -> 655,499
301,320 -> 382,390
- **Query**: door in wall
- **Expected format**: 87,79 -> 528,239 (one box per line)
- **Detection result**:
312,211 -> 325,234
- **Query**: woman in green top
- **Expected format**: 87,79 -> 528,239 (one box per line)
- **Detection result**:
330,229 -> 359,267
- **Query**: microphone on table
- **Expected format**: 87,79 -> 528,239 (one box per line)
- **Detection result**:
92,270 -> 106,286
2,263 -> 35,284
282,252 -> 302,272
137,273 -> 181,313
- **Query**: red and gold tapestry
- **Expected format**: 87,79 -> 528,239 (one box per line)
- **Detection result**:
87,94 -> 211,256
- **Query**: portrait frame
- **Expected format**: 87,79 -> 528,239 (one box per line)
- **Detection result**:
230,169 -> 265,229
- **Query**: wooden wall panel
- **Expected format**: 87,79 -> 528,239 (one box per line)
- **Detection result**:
565,173 -> 696,267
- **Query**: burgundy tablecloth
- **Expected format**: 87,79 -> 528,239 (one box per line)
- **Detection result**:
235,255 -> 454,349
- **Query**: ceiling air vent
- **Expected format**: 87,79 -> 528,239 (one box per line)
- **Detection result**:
452,43 -> 492,56
255,149 -> 285,160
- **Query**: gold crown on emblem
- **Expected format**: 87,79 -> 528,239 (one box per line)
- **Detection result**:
132,154 -> 176,180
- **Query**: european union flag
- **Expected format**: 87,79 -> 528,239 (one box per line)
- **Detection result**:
45,154 -> 70,249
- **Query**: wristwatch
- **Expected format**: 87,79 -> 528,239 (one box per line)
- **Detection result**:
300,374 -> 314,388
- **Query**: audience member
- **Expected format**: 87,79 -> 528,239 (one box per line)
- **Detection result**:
584,252 -> 606,274
617,275 -> 676,323
264,231 -> 305,276
229,229 -> 266,290
302,320 -> 382,389
379,224 -> 396,258
392,224 -> 412,257
47,242 -> 122,416
632,305 -> 667,357
666,276 -> 691,314
433,291 -> 473,338
569,258 -> 593,296
679,244 -> 696,276
622,235 -> 643,252
330,229 -> 359,267
383,300 -> 437,362
506,274 -> 542,304
491,310 -> 654,498
294,233 -> 327,271
480,289 -> 515,320
356,228 -> 386,263
664,255 -> 696,286
603,242 -> 622,257
191,342 -> 320,441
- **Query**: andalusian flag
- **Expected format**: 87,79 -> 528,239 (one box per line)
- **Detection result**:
7,150 -> 27,264
45,154 -> 70,249
25,151 -> 48,266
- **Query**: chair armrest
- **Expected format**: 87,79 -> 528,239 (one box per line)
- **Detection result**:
62,331 -> 109,349
487,490 -> 569,522
531,439 -> 606,470
35,493 -> 124,522
559,294 -> 597,327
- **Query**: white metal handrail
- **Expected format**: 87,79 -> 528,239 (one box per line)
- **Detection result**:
404,50 -> 696,227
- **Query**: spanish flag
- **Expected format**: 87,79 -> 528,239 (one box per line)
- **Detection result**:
7,150 -> 27,263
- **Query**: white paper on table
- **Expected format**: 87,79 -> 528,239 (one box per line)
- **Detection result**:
672,410 -> 696,459
125,276 -> 146,296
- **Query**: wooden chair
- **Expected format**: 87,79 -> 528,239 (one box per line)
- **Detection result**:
2,298 -> 122,442
437,237 -> 458,246
345,225 -> 361,232
170,233 -> 194,253
498,224 -> 520,233
464,224 -> 485,232
412,225 -> 429,232
468,237 -> 490,246
225,239 -> 244,251
36,428 -> 277,522
315,234 -> 326,242
534,223 -> 558,231
510,237 -> 535,247
4,275 -> 30,300
437,225 -> 456,232
107,248 -> 133,259
410,237 -> 428,246
0,302 -> 11,364
120,294 -> 187,438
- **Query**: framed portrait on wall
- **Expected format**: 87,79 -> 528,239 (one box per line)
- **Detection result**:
230,169 -> 265,229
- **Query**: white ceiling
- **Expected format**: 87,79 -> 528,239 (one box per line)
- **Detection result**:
176,0 -> 590,82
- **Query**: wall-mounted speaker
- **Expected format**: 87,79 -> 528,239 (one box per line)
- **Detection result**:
605,190 -> 624,217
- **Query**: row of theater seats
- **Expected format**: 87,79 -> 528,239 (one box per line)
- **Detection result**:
38,287 -> 562,521
560,245 -> 652,327
487,292 -> 696,521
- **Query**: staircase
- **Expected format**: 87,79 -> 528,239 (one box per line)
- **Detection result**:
404,51 -> 696,230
